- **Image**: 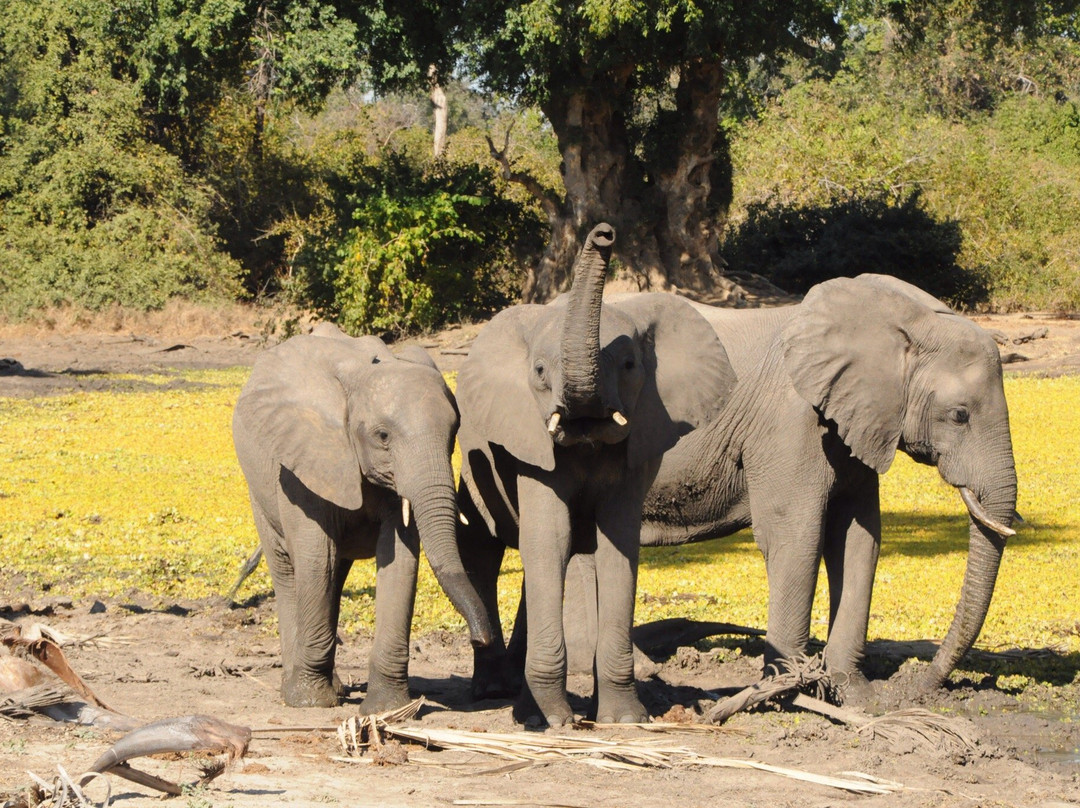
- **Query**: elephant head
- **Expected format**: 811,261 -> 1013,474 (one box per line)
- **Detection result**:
458,223 -> 735,480
782,274 -> 1017,689
234,332 -> 492,648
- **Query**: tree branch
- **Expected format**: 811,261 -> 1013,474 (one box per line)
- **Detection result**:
485,128 -> 561,221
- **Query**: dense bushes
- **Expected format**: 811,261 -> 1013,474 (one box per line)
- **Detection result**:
724,80 -> 1080,311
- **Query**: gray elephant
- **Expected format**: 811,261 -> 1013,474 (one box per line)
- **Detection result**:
634,273 -> 1018,699
233,326 -> 491,709
455,224 -> 736,726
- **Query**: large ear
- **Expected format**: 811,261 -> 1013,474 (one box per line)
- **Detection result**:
234,334 -> 393,509
614,294 -> 737,468
854,273 -> 959,316
782,276 -> 934,474
393,344 -> 440,371
456,305 -> 555,472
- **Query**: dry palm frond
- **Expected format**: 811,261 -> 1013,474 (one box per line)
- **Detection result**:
789,694 -> 979,757
26,766 -> 111,808
0,683 -> 72,720
707,654 -> 833,724
855,708 -> 979,756
334,697 -> 902,794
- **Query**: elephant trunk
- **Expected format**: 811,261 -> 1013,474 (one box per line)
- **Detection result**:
396,445 -> 493,649
921,452 -> 1017,691
559,224 -> 615,419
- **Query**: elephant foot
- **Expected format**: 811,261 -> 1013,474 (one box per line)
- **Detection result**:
832,669 -> 877,708
361,673 -> 411,715
282,668 -> 340,708
595,684 -> 648,725
513,683 -> 574,728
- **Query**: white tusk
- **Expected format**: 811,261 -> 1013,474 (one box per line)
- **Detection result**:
401,498 -> 412,528
459,512 -> 469,526
612,411 -> 628,426
958,487 -> 1015,537
547,412 -> 561,435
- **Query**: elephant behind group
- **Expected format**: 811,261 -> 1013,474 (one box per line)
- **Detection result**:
635,273 -> 1018,699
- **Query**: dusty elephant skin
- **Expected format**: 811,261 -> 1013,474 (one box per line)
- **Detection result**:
454,224 -> 736,726
232,325 -> 491,710
634,274 -> 1018,701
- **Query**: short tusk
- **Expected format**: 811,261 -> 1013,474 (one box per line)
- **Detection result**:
459,511 -> 469,526
958,487 -> 1016,537
401,498 -> 412,528
612,411 -> 628,426
547,412 -> 561,435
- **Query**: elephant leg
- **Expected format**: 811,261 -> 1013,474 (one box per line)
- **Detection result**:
503,580 -> 528,687
458,496 -> 513,700
280,518 -> 344,708
749,482 -> 826,672
593,494 -> 647,724
821,475 -> 881,703
363,519 -> 421,714
515,473 -> 573,727
253,508 -> 302,701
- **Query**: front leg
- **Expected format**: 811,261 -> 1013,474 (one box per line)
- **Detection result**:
821,473 -> 881,703
593,485 -> 648,724
364,518 -> 420,714
515,472 -> 573,726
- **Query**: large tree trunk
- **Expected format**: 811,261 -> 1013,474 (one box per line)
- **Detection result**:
429,65 -> 448,158
514,61 -> 745,305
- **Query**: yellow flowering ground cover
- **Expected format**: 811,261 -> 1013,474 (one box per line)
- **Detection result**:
0,371 -> 1077,661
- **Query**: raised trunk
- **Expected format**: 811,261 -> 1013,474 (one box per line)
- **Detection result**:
397,450 -> 493,648
559,224 -> 614,416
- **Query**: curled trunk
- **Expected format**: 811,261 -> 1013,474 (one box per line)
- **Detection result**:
559,224 -> 615,417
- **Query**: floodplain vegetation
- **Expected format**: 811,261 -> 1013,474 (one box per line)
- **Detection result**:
0,370 -> 1076,695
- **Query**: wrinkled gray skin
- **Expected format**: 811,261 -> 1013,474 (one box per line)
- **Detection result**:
456,224 -> 736,726
634,274 -> 1018,700
233,326 -> 492,710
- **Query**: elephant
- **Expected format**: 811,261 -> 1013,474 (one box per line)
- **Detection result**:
455,223 -> 737,726
232,325 -> 492,709
630,273 -> 1019,700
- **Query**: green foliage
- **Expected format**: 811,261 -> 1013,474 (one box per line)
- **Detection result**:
726,77 -> 1080,310
325,158 -> 541,336
0,0 -> 244,317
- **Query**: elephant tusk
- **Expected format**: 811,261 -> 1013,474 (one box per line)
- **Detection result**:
612,411 -> 628,427
958,487 -> 1016,537
459,511 -> 469,526
401,498 -> 412,528
547,412 -> 561,435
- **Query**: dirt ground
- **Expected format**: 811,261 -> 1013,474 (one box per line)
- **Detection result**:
1,303 -> 1078,807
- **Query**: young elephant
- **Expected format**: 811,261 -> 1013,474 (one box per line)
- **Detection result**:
233,327 -> 491,709
455,225 -> 735,725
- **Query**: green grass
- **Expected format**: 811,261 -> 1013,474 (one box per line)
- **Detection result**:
1,371 -> 1077,660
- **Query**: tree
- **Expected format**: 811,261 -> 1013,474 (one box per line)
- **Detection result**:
446,2 -> 843,300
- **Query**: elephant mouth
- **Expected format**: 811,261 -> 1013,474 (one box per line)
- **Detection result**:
547,411 -> 631,447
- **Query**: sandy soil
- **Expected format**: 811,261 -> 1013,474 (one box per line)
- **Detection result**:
0,304 -> 1078,807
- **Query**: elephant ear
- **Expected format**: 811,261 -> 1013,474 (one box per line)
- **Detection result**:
235,334 -> 393,509
457,305 -> 555,472
854,273 -> 959,317
782,276 -> 932,474
614,294 -> 737,468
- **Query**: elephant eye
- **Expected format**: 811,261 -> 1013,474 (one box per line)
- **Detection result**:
534,362 -> 545,378
373,427 -> 390,444
950,408 -> 970,425
623,358 -> 635,371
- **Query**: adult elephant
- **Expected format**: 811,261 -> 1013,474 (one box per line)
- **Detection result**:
456,224 -> 736,726
637,274 -> 1018,700
233,326 -> 491,709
